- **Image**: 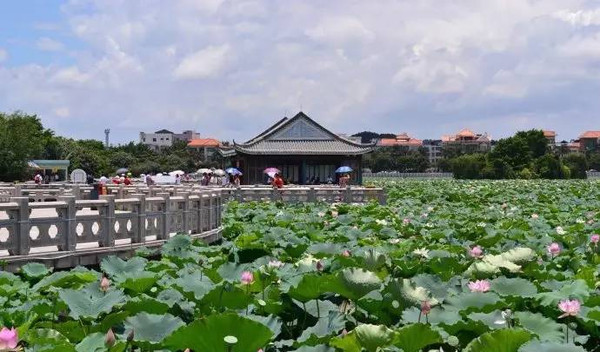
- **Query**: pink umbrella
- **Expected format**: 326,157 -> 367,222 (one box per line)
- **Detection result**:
264,167 -> 280,174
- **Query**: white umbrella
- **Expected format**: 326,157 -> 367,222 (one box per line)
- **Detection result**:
169,170 -> 185,176
213,169 -> 226,176
197,168 -> 212,174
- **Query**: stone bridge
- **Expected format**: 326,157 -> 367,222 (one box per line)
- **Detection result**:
0,183 -> 385,271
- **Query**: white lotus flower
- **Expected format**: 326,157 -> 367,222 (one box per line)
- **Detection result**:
375,219 -> 388,226
556,226 -> 566,235
413,248 -> 429,259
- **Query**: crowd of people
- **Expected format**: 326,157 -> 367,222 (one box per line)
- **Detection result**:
33,169 -> 353,188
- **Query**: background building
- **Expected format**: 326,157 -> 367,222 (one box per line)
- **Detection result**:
442,128 -> 491,154
579,131 -> 600,151
187,138 -> 221,161
139,129 -> 200,151
377,133 -> 423,151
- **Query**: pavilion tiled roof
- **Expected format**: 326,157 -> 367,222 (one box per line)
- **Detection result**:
188,138 -> 220,147
232,112 -> 375,155
580,131 -> 600,139
543,130 -> 556,137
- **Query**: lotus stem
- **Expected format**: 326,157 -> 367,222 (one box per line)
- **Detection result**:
316,300 -> 320,319
246,285 -> 250,315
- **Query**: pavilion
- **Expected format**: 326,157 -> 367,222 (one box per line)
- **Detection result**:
221,112 -> 375,185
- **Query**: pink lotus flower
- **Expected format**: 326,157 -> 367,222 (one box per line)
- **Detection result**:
558,299 -> 580,318
547,242 -> 561,257
105,328 -> 115,347
240,271 -> 254,285
268,260 -> 283,268
403,218 -> 411,225
469,246 -> 483,258
468,280 -> 491,293
100,276 -> 110,292
591,234 -> 600,244
420,300 -> 431,315
0,327 -> 18,349
342,250 -> 351,257
316,260 -> 324,272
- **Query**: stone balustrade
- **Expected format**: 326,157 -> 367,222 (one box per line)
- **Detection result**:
0,183 -> 384,270
0,189 -> 222,270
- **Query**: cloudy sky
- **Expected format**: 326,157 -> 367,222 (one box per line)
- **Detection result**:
0,0 -> 599,144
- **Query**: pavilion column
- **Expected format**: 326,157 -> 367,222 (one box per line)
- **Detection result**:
300,159 -> 307,185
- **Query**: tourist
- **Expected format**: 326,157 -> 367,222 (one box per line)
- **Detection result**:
233,174 -> 241,187
99,176 -> 108,185
34,173 -> 43,185
175,174 -> 181,185
272,173 -> 284,189
327,175 -> 333,184
222,175 -> 230,187
339,173 -> 349,188
123,175 -> 132,185
44,174 -> 50,184
145,173 -> 155,186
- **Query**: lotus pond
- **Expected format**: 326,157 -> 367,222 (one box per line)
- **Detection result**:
1,180 -> 600,351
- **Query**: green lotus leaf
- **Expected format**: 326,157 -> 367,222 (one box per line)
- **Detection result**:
392,323 -> 443,352
338,268 -> 382,300
100,256 -> 147,279
446,292 -> 502,311
354,324 -> 395,352
24,328 -> 76,352
536,280 -> 590,306
164,313 -> 273,352
464,328 -> 532,352
122,295 -> 170,315
298,311 -> 346,342
501,247 -> 535,263
491,277 -> 538,297
124,312 -> 185,345
514,311 -> 564,343
21,262 -> 51,280
330,331 -> 361,352
518,341 -> 586,352
33,269 -> 98,291
58,285 -> 126,319
118,271 -> 157,293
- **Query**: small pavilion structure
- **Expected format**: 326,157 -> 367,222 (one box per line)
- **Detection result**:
29,160 -> 70,181
221,112 -> 374,185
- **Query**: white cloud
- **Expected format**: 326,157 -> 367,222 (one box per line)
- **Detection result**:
50,66 -> 90,85
173,45 -> 231,80
306,16 -> 375,45
553,8 -> 600,26
54,107 -> 71,117
1,0 -> 599,143
36,37 -> 65,51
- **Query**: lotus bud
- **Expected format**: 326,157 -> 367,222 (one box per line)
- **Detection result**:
342,250 -> 351,257
105,329 -> 116,347
100,276 -> 110,292
127,329 -> 134,342
420,300 -> 432,315
316,260 -> 324,272
341,329 -> 348,336
591,234 -> 600,244
0,326 -> 18,349
184,349 -> 191,352
240,271 -> 254,285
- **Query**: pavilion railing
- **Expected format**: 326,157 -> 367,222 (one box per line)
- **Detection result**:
0,189 -> 222,258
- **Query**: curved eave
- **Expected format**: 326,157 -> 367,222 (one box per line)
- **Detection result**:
232,146 -> 375,156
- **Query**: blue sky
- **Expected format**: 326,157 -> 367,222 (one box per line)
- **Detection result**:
0,0 -> 599,144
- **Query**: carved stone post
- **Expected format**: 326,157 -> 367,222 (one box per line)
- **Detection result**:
99,195 -> 115,247
58,196 -> 77,251
132,194 -> 146,243
181,193 -> 191,234
9,197 -> 30,255
344,186 -> 352,203
158,192 -> 171,240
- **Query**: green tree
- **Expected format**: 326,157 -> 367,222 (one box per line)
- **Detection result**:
0,112 -> 47,181
451,154 -> 487,179
562,153 -> 588,179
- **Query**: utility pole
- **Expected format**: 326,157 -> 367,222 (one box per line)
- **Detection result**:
104,129 -> 110,147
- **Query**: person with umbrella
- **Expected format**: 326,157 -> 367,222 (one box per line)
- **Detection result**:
336,166 -> 353,188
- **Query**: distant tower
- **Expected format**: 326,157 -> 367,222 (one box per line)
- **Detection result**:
104,129 -> 110,147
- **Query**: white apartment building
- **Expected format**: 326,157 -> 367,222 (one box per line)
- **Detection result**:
139,129 -> 200,151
